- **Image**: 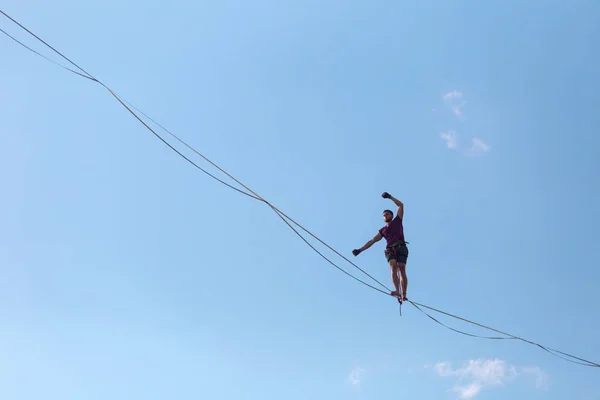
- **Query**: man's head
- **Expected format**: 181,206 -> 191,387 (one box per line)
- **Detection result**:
383,209 -> 394,223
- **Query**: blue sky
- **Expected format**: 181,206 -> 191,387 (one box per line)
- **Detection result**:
1,0 -> 599,399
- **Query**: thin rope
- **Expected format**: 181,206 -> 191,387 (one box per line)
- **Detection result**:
409,300 -> 600,367
119,98 -> 393,293
0,27 -> 95,81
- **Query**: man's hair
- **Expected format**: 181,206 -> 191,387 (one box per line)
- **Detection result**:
383,209 -> 394,217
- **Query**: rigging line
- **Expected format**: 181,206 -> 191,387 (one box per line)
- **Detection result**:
409,300 -> 600,368
117,99 -> 394,294
0,11 -> 392,295
0,17 -> 261,201
0,7 -> 281,208
111,88 -> 391,298
0,9 -> 94,79
411,302 -> 598,367
0,27 -> 95,81
1,30 -> 258,201
115,100 -> 395,295
410,301 -> 513,340
105,87 -> 263,201
270,206 -> 390,296
109,83 -> 393,296
103,73 -> 393,298
531,346 -> 600,367
4,10 -> 600,369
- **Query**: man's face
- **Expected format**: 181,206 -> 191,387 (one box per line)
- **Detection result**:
383,211 -> 393,222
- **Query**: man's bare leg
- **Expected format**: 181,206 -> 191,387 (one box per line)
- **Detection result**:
398,262 -> 408,300
388,260 -> 401,297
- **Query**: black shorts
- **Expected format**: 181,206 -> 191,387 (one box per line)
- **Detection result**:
385,243 -> 408,264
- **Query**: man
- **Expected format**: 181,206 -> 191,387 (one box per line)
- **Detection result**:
352,192 -> 409,300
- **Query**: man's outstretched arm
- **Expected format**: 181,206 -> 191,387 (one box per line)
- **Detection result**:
352,232 -> 382,256
382,192 -> 404,219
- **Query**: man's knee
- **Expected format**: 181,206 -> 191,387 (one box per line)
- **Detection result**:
388,259 -> 399,269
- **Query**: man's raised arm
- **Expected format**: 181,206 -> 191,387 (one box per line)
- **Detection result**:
382,192 -> 404,219
352,232 -> 382,256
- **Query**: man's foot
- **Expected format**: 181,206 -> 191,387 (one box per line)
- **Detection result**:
391,290 -> 400,297
402,294 -> 408,301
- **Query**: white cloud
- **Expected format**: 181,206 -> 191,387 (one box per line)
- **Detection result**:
470,137 -> 490,154
440,132 -> 491,156
444,90 -> 463,101
429,358 -> 547,399
443,90 -> 467,118
453,104 -> 466,118
438,90 -> 491,156
521,366 -> 549,389
452,383 -> 482,399
441,131 -> 459,149
348,366 -> 365,388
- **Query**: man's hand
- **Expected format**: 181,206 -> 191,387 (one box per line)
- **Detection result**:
383,192 -> 404,219
353,233 -> 382,256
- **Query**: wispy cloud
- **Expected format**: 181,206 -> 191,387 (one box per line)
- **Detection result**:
437,90 -> 491,156
443,90 -> 467,118
471,138 -> 490,154
429,358 -> 547,399
444,90 -> 463,101
452,383 -> 482,399
440,130 -> 458,149
348,366 -> 365,388
521,366 -> 549,388
440,132 -> 491,156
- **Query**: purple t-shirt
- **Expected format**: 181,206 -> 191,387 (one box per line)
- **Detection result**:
379,215 -> 405,246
